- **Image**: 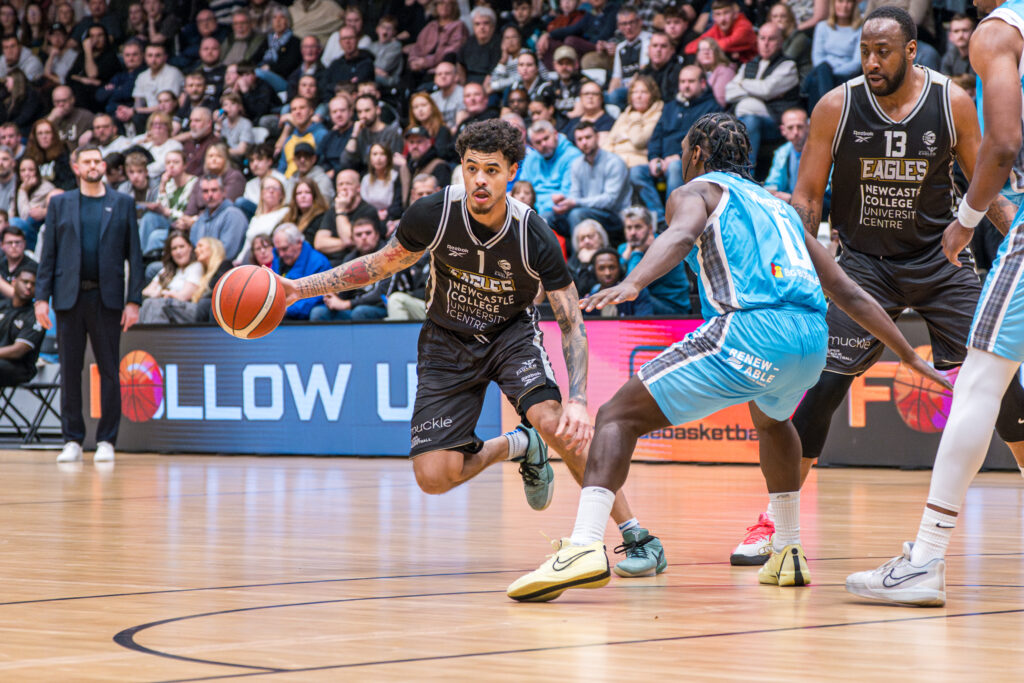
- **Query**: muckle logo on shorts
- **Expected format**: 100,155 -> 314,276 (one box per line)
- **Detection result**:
412,416 -> 453,435
119,350 -> 165,422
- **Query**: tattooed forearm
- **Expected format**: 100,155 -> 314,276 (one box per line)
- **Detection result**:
294,237 -> 423,298
986,195 -> 1017,236
548,285 -> 589,404
792,199 -> 822,238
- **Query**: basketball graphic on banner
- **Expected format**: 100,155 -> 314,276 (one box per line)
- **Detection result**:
119,350 -> 164,422
892,348 -> 958,433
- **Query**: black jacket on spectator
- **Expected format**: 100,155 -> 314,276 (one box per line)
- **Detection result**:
458,34 -> 502,84
318,50 -> 375,95
68,47 -> 121,110
35,153 -> 77,191
201,64 -> 228,99
316,200 -> 384,265
240,77 -> 282,120
641,56 -> 684,102
738,53 -> 801,122
287,63 -> 325,101
175,24 -> 229,69
264,35 -> 303,79
2,88 -> 45,137
406,147 -> 452,196
95,66 -> 144,115
648,87 -> 722,160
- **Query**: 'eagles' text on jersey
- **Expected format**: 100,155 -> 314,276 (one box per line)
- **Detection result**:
830,67 -> 958,257
396,186 -> 572,336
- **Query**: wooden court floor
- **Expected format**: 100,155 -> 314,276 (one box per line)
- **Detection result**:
1,450 -> 1022,682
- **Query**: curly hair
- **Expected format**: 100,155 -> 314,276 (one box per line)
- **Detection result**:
455,119 -> 526,166
687,112 -> 753,180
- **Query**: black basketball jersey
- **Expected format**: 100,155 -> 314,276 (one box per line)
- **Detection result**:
830,67 -> 958,257
396,186 -> 572,338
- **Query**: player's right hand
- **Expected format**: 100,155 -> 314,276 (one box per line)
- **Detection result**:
903,354 -> 954,392
942,219 -> 974,267
580,282 -> 639,312
272,269 -> 300,306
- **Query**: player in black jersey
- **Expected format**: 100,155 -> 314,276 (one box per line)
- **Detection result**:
730,6 -> 1024,566
281,119 -> 667,577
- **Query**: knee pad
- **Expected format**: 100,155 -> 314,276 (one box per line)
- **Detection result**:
995,374 -> 1024,443
792,371 -> 856,459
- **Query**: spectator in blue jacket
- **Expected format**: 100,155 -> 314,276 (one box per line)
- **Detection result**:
617,207 -> 690,315
764,107 -> 831,213
630,65 -> 721,225
521,119 -> 582,221
271,222 -> 330,320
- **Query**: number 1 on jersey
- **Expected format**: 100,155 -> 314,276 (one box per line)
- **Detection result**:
477,249 -> 485,273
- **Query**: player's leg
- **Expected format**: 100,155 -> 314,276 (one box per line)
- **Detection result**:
846,348 -> 1019,606
994,377 -> 1024,473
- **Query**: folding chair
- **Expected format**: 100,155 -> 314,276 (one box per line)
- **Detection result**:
0,385 -> 31,438
20,367 -> 61,444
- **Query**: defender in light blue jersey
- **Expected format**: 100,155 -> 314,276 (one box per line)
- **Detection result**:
508,113 -> 947,603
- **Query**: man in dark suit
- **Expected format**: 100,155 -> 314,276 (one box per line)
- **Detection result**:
35,145 -> 144,464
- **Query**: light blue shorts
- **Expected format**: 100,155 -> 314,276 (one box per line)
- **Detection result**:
970,214 -> 1024,362
638,307 -> 827,425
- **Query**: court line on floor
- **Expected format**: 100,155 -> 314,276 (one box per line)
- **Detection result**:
109,595 -> 1024,682
5,551 -> 1021,608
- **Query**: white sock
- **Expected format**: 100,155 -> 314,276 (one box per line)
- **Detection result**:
570,486 -> 615,546
504,428 -> 529,460
911,505 -> 958,565
618,517 -> 639,533
1018,463 -> 1024,479
769,491 -> 800,551
765,500 -> 775,523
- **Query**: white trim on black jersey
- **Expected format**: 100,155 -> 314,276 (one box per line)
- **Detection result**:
936,71 -> 957,149
832,78 -> 854,158
460,191 -> 512,249
426,186 -> 456,254
864,65 -> 933,126
509,195 -> 542,282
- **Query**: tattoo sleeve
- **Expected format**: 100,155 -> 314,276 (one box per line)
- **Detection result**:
792,199 -> 822,238
986,195 -> 1017,236
547,284 -> 588,404
294,236 -> 424,298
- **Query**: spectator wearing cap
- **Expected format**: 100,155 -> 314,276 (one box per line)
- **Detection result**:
292,142 -> 334,203
340,94 -> 403,176
684,0 -> 757,63
0,34 -> 43,83
458,7 -> 501,85
47,86 -> 93,149
549,121 -> 630,242
454,82 -> 499,138
606,5 -> 652,109
404,126 -> 451,200
550,45 -> 585,121
404,0 -> 468,83
41,22 -> 79,87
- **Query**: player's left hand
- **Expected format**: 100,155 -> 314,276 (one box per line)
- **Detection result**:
580,281 -> 639,312
903,355 -> 954,392
556,399 -> 593,454
942,219 -> 974,267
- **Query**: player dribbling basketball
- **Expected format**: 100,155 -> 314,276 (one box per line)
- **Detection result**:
279,119 -> 666,577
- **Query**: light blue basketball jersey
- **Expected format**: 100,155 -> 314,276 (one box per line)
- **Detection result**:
685,172 -> 826,320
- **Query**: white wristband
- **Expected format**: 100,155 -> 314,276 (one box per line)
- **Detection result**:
957,200 -> 985,229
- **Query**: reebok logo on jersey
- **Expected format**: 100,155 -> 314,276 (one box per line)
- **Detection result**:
853,130 -> 874,143
552,549 -> 595,571
882,568 -> 927,588
446,244 -> 469,258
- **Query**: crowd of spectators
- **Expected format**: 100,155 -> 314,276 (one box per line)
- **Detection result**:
0,0 -> 982,328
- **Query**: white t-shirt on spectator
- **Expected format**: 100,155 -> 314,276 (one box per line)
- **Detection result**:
150,261 -> 203,294
221,116 -> 255,149
133,65 -> 185,107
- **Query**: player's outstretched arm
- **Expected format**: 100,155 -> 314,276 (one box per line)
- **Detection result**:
790,88 -> 842,236
548,283 -> 593,453
581,184 -> 709,312
943,20 -> 1024,264
804,232 -> 952,390
280,236 -> 424,304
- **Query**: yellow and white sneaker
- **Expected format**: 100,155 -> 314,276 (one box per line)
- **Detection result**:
507,539 -> 610,602
758,543 -> 811,586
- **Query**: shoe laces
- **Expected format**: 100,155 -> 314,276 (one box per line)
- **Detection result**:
613,534 -> 654,559
518,456 -> 548,486
742,515 -> 775,543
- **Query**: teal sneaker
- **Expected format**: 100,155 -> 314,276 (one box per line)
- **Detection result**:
612,528 -> 667,577
513,424 -> 554,511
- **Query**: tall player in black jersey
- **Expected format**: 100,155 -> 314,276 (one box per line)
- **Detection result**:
281,119 -> 666,577
730,6 -> 1024,566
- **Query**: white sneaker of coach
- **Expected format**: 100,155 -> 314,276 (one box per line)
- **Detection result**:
56,442 -> 83,463
93,441 -> 116,463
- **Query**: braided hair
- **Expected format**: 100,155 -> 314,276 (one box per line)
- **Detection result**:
686,112 -> 754,180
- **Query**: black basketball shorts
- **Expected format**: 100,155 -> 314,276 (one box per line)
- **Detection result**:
408,316 -> 562,457
825,246 -> 982,375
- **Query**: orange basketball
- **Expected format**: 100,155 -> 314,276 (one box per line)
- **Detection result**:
211,265 -> 286,339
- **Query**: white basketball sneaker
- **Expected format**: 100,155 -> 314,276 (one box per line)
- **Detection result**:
845,542 -> 946,607
94,441 -> 116,463
56,442 -> 83,463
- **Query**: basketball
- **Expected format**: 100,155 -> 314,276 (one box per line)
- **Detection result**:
891,348 -> 959,433
211,265 -> 286,340
119,350 -> 164,422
